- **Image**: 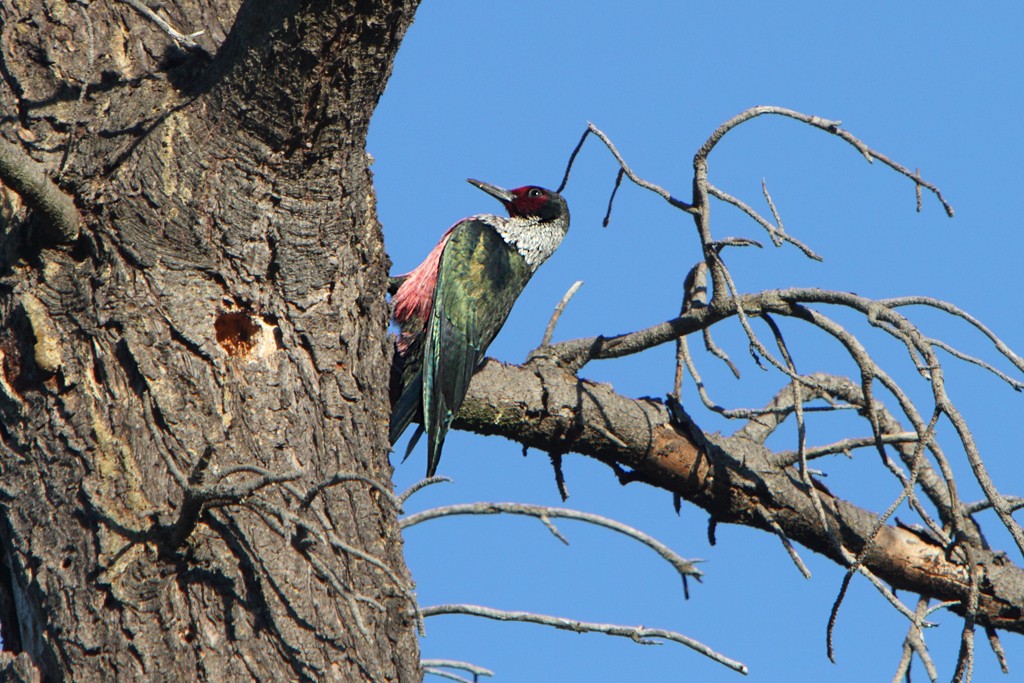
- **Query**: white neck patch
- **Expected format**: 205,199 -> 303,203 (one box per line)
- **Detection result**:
480,214 -> 570,270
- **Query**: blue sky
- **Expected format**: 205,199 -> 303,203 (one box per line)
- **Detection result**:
369,2 -> 1024,681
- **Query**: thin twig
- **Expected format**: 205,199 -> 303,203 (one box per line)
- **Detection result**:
399,476 -> 453,505
401,502 -> 702,587
301,472 -> 402,510
768,518 -> 811,578
881,296 -> 1024,375
926,337 -> 1024,390
118,0 -> 205,51
773,433 -> 919,466
708,184 -> 822,260
984,625 -> 1010,675
603,168 -> 624,227
164,467 -> 303,550
694,105 -> 954,217
422,667 -> 474,683
539,280 -> 583,348
246,497 -> 413,595
580,122 -> 697,214
952,545 -> 980,683
422,659 -> 494,681
963,495 -> 1024,516
557,126 -> 590,194
890,597 -> 940,683
761,177 -> 785,246
827,572 -> 853,663
421,604 -> 747,674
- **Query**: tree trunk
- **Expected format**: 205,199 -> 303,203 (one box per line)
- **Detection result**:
0,1 -> 421,680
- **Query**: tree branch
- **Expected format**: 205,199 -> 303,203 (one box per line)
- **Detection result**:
0,138 -> 81,243
453,358 -> 1024,636
693,106 -> 954,217
421,659 -> 494,682
421,603 -> 747,674
116,0 -> 206,52
401,502 -> 702,590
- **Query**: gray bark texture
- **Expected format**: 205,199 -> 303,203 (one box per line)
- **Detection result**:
0,1 -> 422,680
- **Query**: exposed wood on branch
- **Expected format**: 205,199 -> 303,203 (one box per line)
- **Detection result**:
456,358 -> 1024,636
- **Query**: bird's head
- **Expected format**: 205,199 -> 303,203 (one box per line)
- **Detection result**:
467,179 -> 568,224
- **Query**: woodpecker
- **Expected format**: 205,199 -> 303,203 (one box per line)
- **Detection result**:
389,179 -> 570,476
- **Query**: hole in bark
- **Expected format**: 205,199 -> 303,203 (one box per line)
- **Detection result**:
215,312 -> 260,357
0,307 -> 42,393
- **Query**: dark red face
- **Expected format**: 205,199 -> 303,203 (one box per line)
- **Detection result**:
505,186 -> 559,219
468,178 -> 568,224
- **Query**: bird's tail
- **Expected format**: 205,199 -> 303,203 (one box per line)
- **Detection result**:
426,428 -> 447,478
389,374 -> 423,446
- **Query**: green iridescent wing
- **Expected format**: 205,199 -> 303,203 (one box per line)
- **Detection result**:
421,218 -> 532,476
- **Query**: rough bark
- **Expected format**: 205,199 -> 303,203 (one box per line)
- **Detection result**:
0,1 -> 421,680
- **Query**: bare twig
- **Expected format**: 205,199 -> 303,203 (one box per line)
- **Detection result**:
880,296 -> 1024,375
401,502 -> 702,588
827,572 -> 854,663
421,660 -> 494,679
926,337 -> 1024,390
421,604 -> 747,674
301,472 -> 402,510
707,184 -> 822,260
773,433 -> 919,466
246,496 -> 413,595
548,452 -> 569,502
603,168 -> 624,227
952,546 -> 980,683
556,125 -> 590,194
693,105 -> 954,217
963,495 -> 1024,516
163,464 -> 302,550
761,178 -> 785,246
422,666 -> 474,683
890,597 -> 941,683
399,476 -> 453,505
984,625 -> 1010,675
539,280 -> 583,348
117,0 -> 205,51
563,122 -> 697,215
767,518 -> 811,579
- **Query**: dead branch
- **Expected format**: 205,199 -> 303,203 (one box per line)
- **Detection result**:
557,122 -> 696,214
420,603 -> 747,674
117,0 -> 205,51
399,476 -> 454,504
707,183 -> 822,259
401,502 -> 703,589
693,105 -> 954,218
0,138 -> 81,243
539,280 -> 583,348
431,112 -> 1023,678
421,659 -> 494,682
453,358 -> 1024,636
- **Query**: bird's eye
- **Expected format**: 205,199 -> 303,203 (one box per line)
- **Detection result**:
527,188 -> 544,198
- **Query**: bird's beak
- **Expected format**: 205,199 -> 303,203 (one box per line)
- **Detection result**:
467,178 -> 515,203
